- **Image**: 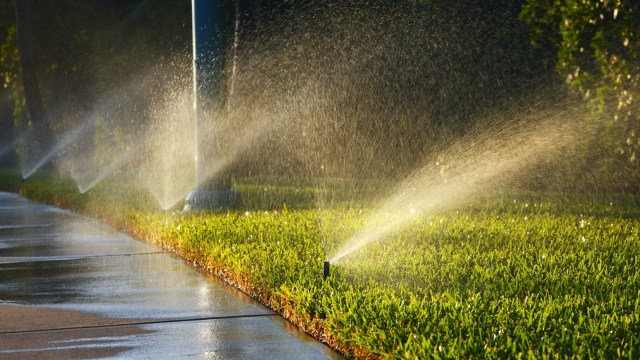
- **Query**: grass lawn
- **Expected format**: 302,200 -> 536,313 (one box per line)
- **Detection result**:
1,168 -> 638,359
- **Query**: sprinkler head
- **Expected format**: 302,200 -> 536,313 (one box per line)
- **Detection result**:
323,261 -> 330,280
183,189 -> 242,212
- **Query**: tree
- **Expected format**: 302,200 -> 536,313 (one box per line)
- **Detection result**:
0,3 -> 22,127
14,0 -> 49,155
521,0 -> 640,182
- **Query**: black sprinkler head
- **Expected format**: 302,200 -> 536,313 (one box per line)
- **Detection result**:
323,261 -> 330,280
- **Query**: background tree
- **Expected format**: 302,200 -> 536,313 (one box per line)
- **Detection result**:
0,0 -> 191,170
14,0 -> 50,162
0,1 -> 17,167
521,0 -> 640,186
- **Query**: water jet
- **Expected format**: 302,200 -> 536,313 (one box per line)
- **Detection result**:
21,114 -> 94,180
329,105 -> 598,264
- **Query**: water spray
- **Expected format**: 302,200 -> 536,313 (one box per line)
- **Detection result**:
328,106 -> 598,263
21,114 -> 94,180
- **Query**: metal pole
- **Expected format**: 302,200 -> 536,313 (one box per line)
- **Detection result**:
191,0 -> 200,189
186,0 -> 241,211
192,0 -> 226,189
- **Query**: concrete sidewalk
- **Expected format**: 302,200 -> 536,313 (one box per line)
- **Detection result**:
0,192 -> 341,359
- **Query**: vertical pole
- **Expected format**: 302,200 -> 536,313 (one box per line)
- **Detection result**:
191,0 -> 227,190
191,0 -> 200,189
186,0 -> 242,211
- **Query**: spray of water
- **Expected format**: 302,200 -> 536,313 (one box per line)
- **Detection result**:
21,115 -> 95,180
71,148 -> 135,194
21,1 -> 626,220
329,103 -> 598,263
57,100 -> 139,194
0,136 -> 21,159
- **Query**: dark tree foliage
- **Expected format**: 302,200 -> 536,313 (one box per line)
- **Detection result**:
0,1 -> 27,166
0,0 -> 191,169
14,0 -> 50,161
0,0 -> 191,132
521,0 -> 640,184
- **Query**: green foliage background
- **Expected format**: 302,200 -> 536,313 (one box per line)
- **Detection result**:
521,0 -> 640,185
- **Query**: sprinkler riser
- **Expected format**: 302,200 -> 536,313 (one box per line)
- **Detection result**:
182,189 -> 242,212
323,261 -> 330,280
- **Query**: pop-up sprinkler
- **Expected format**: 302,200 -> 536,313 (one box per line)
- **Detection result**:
184,188 -> 242,212
323,261 -> 330,280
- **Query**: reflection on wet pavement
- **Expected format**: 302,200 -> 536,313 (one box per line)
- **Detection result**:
0,192 -> 341,359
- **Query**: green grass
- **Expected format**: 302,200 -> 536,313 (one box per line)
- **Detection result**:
1,168 -> 638,359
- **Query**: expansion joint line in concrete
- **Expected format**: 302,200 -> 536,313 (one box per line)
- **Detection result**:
0,251 -> 170,264
0,313 -> 279,335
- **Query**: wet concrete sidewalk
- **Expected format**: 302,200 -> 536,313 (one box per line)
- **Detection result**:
0,192 -> 341,359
